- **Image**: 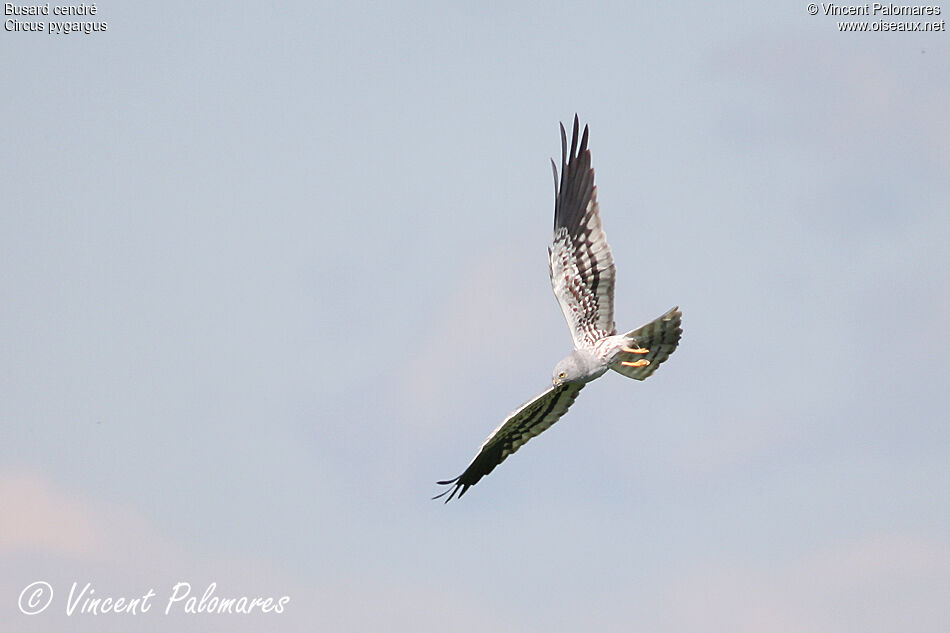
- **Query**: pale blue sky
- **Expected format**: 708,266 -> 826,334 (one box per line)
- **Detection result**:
2,2 -> 949,632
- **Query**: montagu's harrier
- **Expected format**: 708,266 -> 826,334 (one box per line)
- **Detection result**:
435,116 -> 682,502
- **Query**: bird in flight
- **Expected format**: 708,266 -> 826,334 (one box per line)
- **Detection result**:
434,116 -> 682,502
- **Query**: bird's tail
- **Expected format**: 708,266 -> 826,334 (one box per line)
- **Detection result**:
610,307 -> 682,381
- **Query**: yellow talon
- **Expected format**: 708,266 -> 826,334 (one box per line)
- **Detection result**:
621,345 -> 650,354
621,359 -> 650,368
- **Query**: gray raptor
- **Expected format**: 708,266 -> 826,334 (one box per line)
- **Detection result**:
435,116 -> 682,502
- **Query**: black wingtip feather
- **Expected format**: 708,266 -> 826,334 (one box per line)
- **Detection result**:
433,477 -> 466,503
569,116 -> 579,162
553,115 -> 597,235
559,123 -> 567,170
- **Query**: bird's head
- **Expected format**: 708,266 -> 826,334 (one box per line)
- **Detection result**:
552,351 -> 588,386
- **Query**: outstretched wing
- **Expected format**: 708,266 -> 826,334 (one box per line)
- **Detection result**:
434,383 -> 585,502
549,115 -> 617,349
611,306 -> 683,380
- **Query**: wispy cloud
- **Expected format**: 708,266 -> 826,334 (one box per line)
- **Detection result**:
398,241 -> 556,430
658,534 -> 950,633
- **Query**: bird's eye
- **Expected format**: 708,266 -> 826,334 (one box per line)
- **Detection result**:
558,372 -> 566,379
